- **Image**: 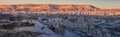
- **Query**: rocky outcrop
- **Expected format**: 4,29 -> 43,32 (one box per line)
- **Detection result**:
0,4 -> 120,15
0,14 -> 120,37
0,4 -> 99,12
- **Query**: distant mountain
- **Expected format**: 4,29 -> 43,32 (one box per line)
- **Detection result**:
0,4 -> 120,15
0,4 -> 99,12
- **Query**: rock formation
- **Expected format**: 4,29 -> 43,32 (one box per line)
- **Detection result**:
0,4 -> 120,15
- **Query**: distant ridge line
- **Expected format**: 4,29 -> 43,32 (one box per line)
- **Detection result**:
0,4 -> 120,15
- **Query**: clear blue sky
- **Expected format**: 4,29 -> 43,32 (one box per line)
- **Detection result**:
0,0 -> 120,9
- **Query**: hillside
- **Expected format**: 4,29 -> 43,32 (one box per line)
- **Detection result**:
0,4 -> 120,15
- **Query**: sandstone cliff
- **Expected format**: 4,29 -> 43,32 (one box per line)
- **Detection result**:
0,4 -> 120,15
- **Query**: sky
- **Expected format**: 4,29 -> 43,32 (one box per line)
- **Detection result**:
0,0 -> 120,9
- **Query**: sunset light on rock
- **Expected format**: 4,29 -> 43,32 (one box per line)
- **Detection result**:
0,0 -> 120,37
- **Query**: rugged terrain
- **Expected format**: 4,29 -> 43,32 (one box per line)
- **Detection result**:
0,14 -> 120,37
0,4 -> 120,15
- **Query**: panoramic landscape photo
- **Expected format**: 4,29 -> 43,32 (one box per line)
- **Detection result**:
0,0 -> 120,37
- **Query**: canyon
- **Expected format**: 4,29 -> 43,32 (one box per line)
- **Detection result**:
0,4 -> 120,37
